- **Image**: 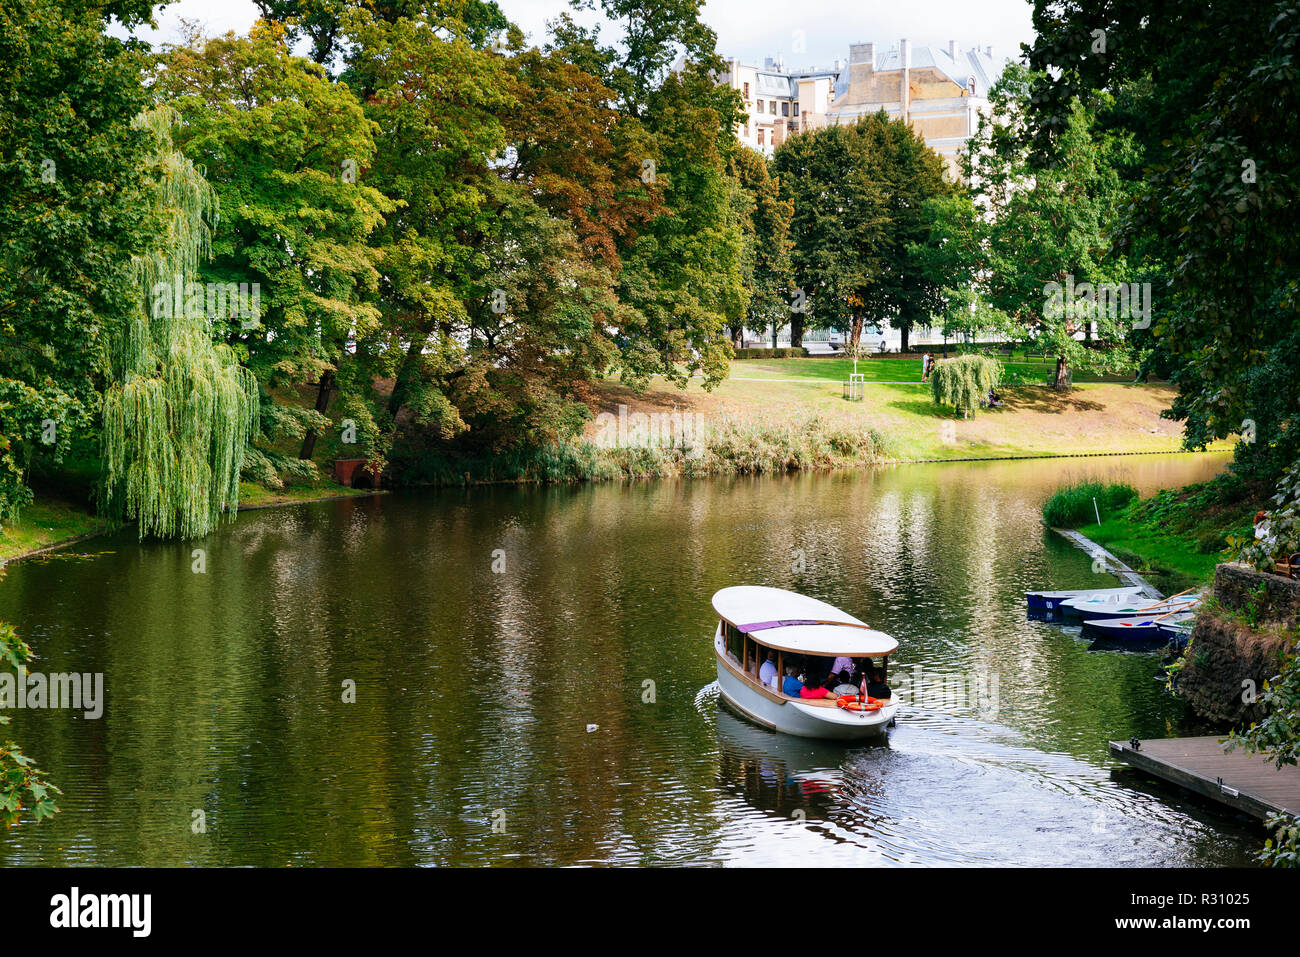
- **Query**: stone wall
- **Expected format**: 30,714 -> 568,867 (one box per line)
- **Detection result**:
1174,563 -> 1297,726
1213,561 -> 1300,628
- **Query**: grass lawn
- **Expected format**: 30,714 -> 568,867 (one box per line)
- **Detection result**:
591,372 -> 1226,462
1075,517 -> 1225,591
237,480 -> 381,509
728,356 -> 1133,384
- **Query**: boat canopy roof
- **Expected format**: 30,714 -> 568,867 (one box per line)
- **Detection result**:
712,586 -> 897,656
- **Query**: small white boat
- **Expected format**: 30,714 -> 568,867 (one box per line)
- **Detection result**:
1082,611 -> 1197,645
1059,589 -> 1170,621
1026,586 -> 1149,618
1069,594 -> 1200,623
712,586 -> 899,740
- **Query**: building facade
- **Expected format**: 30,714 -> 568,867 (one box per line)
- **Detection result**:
723,40 -> 1003,179
719,56 -> 841,154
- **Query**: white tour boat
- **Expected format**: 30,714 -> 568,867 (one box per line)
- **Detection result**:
712,586 -> 900,740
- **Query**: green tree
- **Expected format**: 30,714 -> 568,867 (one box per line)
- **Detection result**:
854,111 -> 953,353
1024,0 -> 1299,465
729,148 -> 795,347
773,121 -> 889,353
907,194 -> 1012,344
156,22 -> 395,474
99,108 -> 260,540
0,0 -> 156,524
965,64 -> 1138,389
338,6 -> 515,460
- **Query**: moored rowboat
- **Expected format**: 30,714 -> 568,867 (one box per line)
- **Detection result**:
1027,586 -> 1153,620
1082,611 -> 1197,646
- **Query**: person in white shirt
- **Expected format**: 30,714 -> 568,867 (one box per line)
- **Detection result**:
758,650 -> 778,688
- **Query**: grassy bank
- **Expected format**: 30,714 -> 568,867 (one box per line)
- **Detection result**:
0,499 -> 108,565
236,480 -> 381,509
0,479 -> 377,565
393,415 -> 891,485
594,367 -> 1229,461
1046,477 -> 1265,590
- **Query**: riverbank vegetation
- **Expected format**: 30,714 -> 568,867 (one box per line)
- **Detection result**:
1042,481 -> 1138,529
2,0 -> 1197,555
397,415 -> 890,485
1043,476 -> 1263,585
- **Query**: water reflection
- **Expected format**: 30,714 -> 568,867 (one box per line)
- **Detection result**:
0,452 -> 1262,866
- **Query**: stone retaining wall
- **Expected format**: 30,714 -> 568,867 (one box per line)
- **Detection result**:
1174,563 -> 1297,726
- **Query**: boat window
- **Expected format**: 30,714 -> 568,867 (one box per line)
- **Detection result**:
723,620 -> 744,663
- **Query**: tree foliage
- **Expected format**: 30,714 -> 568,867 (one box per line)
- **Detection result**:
964,62 -> 1139,388
100,109 -> 260,539
773,113 -> 950,353
0,614 -> 60,828
0,0 -> 154,524
930,354 -> 1003,418
1025,0 -> 1300,475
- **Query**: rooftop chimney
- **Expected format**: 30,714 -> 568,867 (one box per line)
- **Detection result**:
850,42 -> 874,67
948,40 -> 956,59
985,45 -> 993,58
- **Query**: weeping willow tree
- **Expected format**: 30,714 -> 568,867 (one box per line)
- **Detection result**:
930,354 -> 1003,418
100,108 -> 259,540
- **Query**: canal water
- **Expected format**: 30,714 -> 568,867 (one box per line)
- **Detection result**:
0,452 -> 1262,866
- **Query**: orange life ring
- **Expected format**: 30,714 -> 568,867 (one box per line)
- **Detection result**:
836,695 -> 883,713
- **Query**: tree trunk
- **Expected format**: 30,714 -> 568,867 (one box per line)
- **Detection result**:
849,312 -> 864,354
899,324 -> 910,354
298,369 -> 336,460
1053,356 -> 1072,391
790,313 -> 803,349
387,337 -> 426,420
731,325 -> 743,348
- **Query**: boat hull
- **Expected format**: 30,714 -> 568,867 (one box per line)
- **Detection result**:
1028,587 -> 1150,621
1068,599 -> 1197,624
714,639 -> 897,740
1083,613 -> 1196,647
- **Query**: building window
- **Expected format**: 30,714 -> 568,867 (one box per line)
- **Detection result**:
757,129 -> 764,146
794,102 -> 800,115
770,101 -> 777,115
757,98 -> 764,112
782,102 -> 789,117
743,82 -> 750,99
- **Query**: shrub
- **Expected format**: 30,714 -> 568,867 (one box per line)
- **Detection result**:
930,354 -> 1003,417
1041,480 -> 1139,528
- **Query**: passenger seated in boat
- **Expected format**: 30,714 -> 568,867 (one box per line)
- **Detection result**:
831,670 -> 858,696
800,673 -> 837,700
759,650 -> 778,688
829,655 -> 855,681
866,669 -> 892,700
781,666 -> 804,698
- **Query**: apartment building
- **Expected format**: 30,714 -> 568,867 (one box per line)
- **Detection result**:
722,40 -> 1003,177
720,55 -> 841,154
824,39 -> 1000,177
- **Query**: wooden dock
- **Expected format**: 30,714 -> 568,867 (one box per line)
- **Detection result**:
1109,736 -> 1300,820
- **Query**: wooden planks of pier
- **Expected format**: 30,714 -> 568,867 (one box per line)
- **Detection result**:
1109,736 -> 1300,820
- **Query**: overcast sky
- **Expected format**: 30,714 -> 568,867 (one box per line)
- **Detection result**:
133,0 -> 1036,70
